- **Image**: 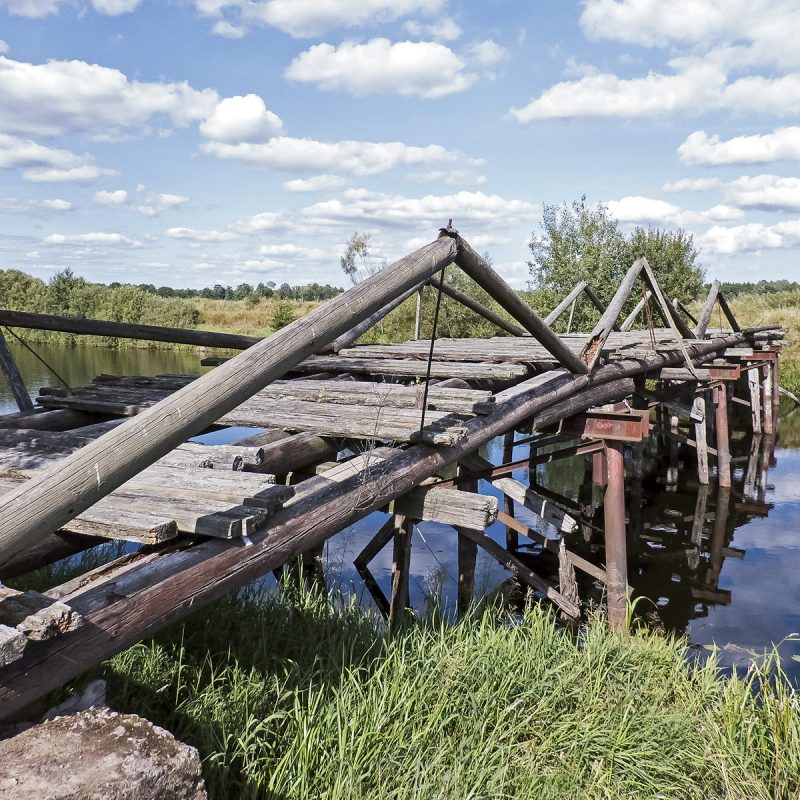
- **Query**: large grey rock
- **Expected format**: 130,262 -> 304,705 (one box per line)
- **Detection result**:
0,706 -> 207,800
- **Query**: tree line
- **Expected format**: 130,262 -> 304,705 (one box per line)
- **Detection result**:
119,281 -> 343,302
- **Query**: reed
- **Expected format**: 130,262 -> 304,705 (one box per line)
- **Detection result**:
88,585 -> 800,800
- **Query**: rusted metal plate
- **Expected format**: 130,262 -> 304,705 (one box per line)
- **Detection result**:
561,408 -> 651,442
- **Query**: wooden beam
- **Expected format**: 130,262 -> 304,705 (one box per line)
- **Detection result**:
0,309 -> 259,351
454,235 -> 588,374
694,280 -> 720,338
394,485 -> 497,529
544,281 -> 588,325
0,236 -> 458,569
428,274 -> 527,337
0,330 -> 33,412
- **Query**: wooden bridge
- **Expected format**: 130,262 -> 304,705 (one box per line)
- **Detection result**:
0,224 -> 784,721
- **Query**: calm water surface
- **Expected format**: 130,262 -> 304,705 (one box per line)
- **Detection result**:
2,342 -> 799,676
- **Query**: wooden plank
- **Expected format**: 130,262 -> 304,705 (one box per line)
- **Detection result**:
394,485 -> 498,529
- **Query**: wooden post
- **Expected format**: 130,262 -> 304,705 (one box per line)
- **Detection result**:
693,280 -> 720,338
748,368 -> 762,433
693,394 -> 709,485
427,275 -> 526,337
690,484 -> 708,546
388,514 -> 413,631
603,441 -> 628,629
0,236 -> 458,569
0,330 -> 34,412
743,434 -> 761,501
772,355 -> 780,408
502,430 -> 518,551
454,236 -> 588,374
714,384 -> 731,488
708,487 -> 730,586
414,287 -> 424,340
620,291 -> 651,331
763,363 -> 774,435
544,281 -> 588,326
456,470 -> 478,618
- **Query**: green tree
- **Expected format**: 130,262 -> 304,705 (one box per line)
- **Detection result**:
270,299 -> 296,330
340,232 -> 385,284
528,197 -> 704,331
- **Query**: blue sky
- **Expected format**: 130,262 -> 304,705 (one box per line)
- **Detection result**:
1,0 -> 799,291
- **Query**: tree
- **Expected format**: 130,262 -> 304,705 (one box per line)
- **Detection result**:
528,197 -> 704,331
340,232 -> 384,284
270,298 -> 295,330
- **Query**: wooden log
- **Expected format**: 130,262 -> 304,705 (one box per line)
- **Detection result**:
545,281 -> 588,326
673,298 -> 698,326
0,330 -> 33,412
0,408 -> 99,431
0,531 -> 106,581
694,280 -> 721,338
620,291 -> 651,331
327,282 -> 423,353
389,514 -> 413,631
0,588 -> 82,642
244,431 -> 338,475
748,368 -> 762,433
693,395 -> 709,485
501,431 -> 517,550
714,384 -> 731,488
454,236 -> 588,374
0,309 -> 259,350
455,471 -> 478,617
353,516 -> 395,569
717,292 -> 741,332
414,287 -> 424,340
763,362 -> 774,434
428,274 -> 527,337
0,236 -> 458,568
603,441 -> 628,629
394,485 -> 497,529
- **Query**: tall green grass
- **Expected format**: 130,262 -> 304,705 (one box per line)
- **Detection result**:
95,586 -> 800,800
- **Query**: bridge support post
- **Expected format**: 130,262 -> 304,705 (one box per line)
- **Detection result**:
714,384 -> 731,488
603,441 -> 628,630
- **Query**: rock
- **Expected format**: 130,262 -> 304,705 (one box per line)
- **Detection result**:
0,707 -> 207,800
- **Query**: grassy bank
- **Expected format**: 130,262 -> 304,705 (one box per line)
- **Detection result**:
85,587 -> 800,800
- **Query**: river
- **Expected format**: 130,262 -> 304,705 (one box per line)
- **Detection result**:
2,341 -> 799,677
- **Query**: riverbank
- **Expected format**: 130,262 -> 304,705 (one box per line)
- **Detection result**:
87,586 -> 798,800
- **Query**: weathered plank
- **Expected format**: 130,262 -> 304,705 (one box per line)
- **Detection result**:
395,485 -> 498,529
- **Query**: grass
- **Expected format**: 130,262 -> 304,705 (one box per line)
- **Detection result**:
79,585 -> 800,800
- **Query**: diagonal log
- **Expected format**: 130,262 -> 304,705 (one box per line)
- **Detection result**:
694,280 -> 721,338
0,237 -> 458,569
0,330 -> 33,412
454,235 -> 588,374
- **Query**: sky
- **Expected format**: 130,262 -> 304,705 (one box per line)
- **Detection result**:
1,0 -> 800,291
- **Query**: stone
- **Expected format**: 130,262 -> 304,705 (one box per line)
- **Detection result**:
0,707 -> 207,800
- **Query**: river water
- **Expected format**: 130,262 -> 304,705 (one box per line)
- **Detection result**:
2,342 -> 799,677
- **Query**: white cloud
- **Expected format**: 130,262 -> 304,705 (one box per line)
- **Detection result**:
700,219 -> 800,254
199,94 -> 283,143
300,188 -> 539,230
662,178 -> 722,192
723,174 -> 800,213
91,0 -> 142,14
44,232 -> 141,247
95,189 -> 128,206
403,18 -> 461,42
258,243 -> 330,261
285,38 -> 474,99
0,196 -> 71,213
605,196 -> 681,224
234,210 -> 293,234
580,0 -> 800,70
192,0 -> 445,38
0,55 -> 218,139
679,128 -> 800,166
150,192 -> 189,209
211,19 -> 245,37
467,39 -> 509,66
165,226 -> 238,242
284,174 -> 346,192
203,136 -> 473,176
0,0 -> 60,17
509,63 -> 725,121
0,41 -> 8,54
0,133 -> 115,182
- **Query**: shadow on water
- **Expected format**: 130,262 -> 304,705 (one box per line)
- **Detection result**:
3,341 -> 800,678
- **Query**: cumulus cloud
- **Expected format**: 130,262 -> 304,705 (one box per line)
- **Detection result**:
605,196 -> 682,224
300,188 -> 539,230
95,189 -> 128,206
403,18 -> 461,42
723,174 -> 800,213
165,227 -> 238,242
285,39 -> 474,99
233,210 -> 293,234
662,178 -> 722,192
44,232 -> 141,246
90,0 -> 142,14
258,242 -> 330,261
194,0 -> 445,38
679,128 -> 800,166
0,133 -> 115,182
199,94 -> 283,143
700,219 -> 800,254
284,174 -> 346,192
0,196 -> 71,213
1,0 -> 142,15
203,136 -> 474,176
0,55 -> 218,140
467,39 -> 509,66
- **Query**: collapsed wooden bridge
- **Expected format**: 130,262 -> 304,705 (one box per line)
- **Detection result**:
0,225 -> 784,721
